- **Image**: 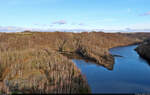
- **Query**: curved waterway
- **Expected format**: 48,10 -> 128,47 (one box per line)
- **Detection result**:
73,45 -> 150,93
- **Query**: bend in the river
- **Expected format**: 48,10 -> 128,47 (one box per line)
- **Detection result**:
73,45 -> 150,93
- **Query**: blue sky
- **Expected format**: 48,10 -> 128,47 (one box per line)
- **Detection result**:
0,0 -> 150,32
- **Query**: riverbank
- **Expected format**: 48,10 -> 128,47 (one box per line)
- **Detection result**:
135,38 -> 150,63
73,45 -> 150,93
0,31 -> 143,94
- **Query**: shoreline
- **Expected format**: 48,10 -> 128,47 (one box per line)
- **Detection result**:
109,42 -> 140,50
62,43 -> 140,70
0,32 -> 143,94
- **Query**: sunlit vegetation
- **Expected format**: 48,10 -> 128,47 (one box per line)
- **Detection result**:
0,31 -> 141,94
0,48 -> 90,94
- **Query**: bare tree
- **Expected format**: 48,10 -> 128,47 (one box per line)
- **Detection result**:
55,32 -> 69,52
56,39 -> 67,52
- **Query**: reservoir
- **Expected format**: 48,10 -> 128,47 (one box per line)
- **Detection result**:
73,45 -> 150,93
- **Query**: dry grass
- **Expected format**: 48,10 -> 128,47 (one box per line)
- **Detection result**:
0,31 -> 141,94
0,48 -> 90,94
122,32 -> 150,41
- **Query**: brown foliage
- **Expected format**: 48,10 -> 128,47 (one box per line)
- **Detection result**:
0,48 -> 90,94
0,31 -> 140,94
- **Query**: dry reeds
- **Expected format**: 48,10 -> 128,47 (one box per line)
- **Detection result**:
0,31 -> 140,94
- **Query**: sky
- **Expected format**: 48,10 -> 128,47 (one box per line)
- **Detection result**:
0,0 -> 150,32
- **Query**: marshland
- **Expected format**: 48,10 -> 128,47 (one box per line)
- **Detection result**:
0,31 -> 150,94
1,0 -> 150,94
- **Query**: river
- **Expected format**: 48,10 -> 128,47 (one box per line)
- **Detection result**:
73,45 -> 150,93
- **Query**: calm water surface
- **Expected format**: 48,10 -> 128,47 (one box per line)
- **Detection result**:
73,45 -> 150,93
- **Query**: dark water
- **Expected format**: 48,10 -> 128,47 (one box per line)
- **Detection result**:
73,45 -> 150,93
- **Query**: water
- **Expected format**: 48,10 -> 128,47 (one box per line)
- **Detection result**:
73,45 -> 150,93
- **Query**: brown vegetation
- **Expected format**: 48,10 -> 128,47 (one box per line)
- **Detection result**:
0,48 -> 90,94
0,31 -> 140,94
135,38 -> 150,63
122,32 -> 150,41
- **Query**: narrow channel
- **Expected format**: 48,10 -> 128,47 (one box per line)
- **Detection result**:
73,45 -> 150,93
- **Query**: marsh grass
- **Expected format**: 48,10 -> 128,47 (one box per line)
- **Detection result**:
0,31 -> 140,94
0,48 -> 90,94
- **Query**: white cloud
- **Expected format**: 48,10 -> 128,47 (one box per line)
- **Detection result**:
0,23 -> 150,33
128,22 -> 150,29
140,11 -> 150,16
0,26 -> 41,32
52,20 -> 67,25
0,26 -> 24,32
78,23 -> 85,26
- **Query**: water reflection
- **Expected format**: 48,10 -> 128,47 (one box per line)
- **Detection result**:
73,45 -> 150,93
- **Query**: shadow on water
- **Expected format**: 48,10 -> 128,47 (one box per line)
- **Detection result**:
73,45 -> 150,93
